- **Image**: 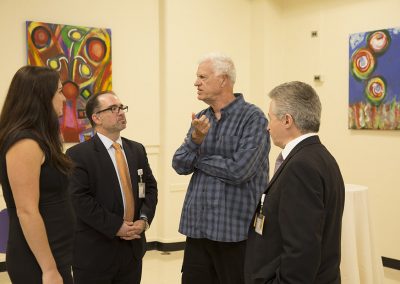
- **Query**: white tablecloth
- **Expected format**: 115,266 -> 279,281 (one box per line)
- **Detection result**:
341,184 -> 384,284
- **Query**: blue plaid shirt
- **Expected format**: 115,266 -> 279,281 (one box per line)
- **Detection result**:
172,94 -> 270,242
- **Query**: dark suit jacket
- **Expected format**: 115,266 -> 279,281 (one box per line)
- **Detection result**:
244,136 -> 345,284
66,134 -> 158,271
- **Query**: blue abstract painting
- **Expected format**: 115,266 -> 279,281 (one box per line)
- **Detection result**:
349,27 -> 400,130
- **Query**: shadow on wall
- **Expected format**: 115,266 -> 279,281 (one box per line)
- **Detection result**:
0,209 -> 8,253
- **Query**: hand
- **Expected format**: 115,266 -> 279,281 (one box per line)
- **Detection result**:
132,220 -> 146,235
191,113 -> 211,144
117,221 -> 135,239
42,268 -> 63,284
118,220 -> 143,240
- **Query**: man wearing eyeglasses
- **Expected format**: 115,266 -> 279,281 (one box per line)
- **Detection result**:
66,91 -> 158,284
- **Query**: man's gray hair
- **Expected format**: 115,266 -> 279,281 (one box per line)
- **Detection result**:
199,52 -> 236,84
269,81 -> 322,133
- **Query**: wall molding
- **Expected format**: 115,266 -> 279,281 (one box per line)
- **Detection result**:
1,250 -> 399,273
382,257 -> 400,270
146,241 -> 185,252
169,183 -> 188,193
144,145 -> 160,155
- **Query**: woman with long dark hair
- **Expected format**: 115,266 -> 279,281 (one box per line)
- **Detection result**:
0,65 -> 74,283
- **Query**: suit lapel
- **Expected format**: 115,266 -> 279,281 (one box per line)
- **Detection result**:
266,136 -> 321,193
92,134 -> 124,210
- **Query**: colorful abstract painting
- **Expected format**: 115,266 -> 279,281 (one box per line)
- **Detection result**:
26,21 -> 112,142
349,28 -> 400,130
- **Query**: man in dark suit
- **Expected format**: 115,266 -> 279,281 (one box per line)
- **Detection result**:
66,91 -> 158,284
244,81 -> 345,284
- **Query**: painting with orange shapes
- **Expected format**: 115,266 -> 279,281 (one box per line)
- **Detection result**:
349,27 -> 400,130
26,21 -> 112,142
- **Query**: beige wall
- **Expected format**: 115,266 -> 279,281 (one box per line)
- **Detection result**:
276,0 -> 400,260
0,0 -> 161,240
159,0 -> 258,242
0,0 -> 399,261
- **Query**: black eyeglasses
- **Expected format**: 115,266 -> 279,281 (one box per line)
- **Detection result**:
95,104 -> 129,115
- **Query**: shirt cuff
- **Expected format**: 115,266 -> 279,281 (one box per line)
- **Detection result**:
185,136 -> 201,151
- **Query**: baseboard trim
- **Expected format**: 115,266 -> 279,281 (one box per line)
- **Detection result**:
0,242 -> 186,273
382,257 -> 400,270
146,241 -> 185,251
1,251 -> 399,273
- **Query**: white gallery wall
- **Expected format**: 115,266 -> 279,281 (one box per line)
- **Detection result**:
0,0 -> 162,240
276,0 -> 400,261
0,0 -> 399,264
158,0 -> 257,243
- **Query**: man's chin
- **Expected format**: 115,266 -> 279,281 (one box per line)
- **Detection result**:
197,94 -> 206,102
118,122 -> 127,130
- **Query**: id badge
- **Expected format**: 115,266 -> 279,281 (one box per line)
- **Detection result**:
138,182 -> 145,198
255,213 -> 265,235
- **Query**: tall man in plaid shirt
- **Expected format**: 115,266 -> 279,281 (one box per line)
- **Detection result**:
172,53 -> 270,284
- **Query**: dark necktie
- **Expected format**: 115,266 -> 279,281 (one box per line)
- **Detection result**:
274,152 -> 284,174
112,142 -> 135,221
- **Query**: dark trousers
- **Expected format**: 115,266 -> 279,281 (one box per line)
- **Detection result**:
7,265 -> 73,284
182,237 -> 246,284
73,240 -> 142,284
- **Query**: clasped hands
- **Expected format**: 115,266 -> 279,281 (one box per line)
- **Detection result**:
117,220 -> 146,240
191,113 -> 211,144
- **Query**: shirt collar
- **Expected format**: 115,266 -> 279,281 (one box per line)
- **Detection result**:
97,132 -> 123,150
209,93 -> 244,118
282,133 -> 317,159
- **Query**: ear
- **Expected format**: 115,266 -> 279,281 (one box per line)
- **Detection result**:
92,113 -> 101,125
283,114 -> 294,128
220,75 -> 227,88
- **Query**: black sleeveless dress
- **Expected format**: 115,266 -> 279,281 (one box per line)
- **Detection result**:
0,131 -> 75,283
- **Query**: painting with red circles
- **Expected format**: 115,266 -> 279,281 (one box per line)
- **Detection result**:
26,21 -> 112,142
349,27 -> 400,130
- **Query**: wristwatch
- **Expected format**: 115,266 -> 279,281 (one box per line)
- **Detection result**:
140,217 -> 150,231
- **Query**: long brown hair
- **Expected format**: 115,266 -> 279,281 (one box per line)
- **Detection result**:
0,65 -> 72,174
